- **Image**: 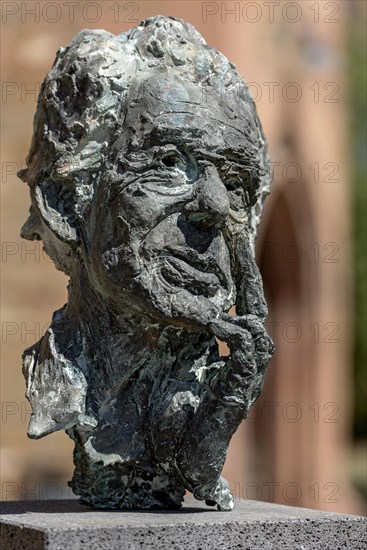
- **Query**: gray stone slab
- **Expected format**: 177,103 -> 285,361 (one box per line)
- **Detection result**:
0,497 -> 365,550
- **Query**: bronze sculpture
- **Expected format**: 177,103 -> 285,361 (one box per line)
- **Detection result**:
20,16 -> 274,511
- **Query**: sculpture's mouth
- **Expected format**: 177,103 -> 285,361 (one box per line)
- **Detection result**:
159,254 -> 223,298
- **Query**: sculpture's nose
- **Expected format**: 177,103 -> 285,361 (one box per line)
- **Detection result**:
184,165 -> 230,228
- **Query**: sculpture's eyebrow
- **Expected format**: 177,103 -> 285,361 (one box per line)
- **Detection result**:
142,126 -> 247,161
192,148 -> 248,168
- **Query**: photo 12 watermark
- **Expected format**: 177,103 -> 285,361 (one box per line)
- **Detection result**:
201,2 -> 340,24
260,241 -> 340,265
264,320 -> 340,344
1,319 -> 341,345
245,400 -> 340,424
0,476 -> 340,503
1,1 -> 140,24
1,481 -> 77,501
1,242 -> 53,264
1,80 -> 340,105
231,479 -> 340,504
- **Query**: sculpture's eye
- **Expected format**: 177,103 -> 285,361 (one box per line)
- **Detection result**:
158,149 -> 198,183
161,152 -> 179,167
160,151 -> 187,172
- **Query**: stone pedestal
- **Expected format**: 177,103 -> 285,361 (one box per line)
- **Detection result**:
0,497 -> 365,549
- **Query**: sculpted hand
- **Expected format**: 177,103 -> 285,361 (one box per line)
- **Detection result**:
211,313 -> 274,368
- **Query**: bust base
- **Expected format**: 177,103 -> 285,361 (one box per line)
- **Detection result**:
0,497 -> 365,549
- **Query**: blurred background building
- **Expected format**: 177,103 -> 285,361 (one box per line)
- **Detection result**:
1,0 -> 366,514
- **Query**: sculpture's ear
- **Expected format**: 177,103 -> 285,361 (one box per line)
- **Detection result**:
19,168 -> 79,245
33,184 -> 78,244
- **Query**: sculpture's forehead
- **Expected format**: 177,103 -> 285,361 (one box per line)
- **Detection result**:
122,73 -> 253,152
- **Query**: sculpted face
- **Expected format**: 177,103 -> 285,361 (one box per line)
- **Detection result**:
87,74 -> 254,328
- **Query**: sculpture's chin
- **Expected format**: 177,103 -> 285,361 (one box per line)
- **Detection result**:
158,255 -> 225,299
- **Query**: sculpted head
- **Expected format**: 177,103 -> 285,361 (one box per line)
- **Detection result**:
20,16 -> 271,329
